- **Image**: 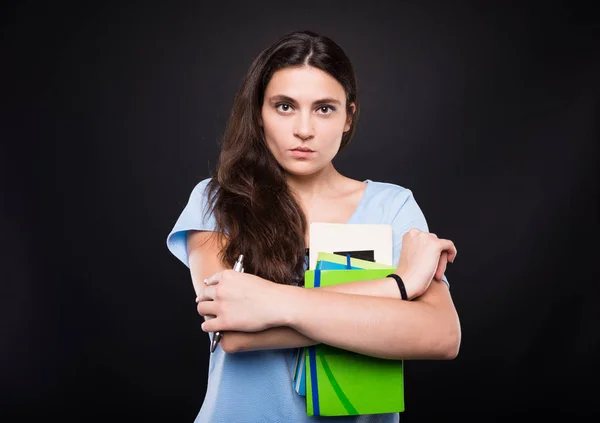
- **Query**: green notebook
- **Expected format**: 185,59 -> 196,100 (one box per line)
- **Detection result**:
303,267 -> 405,416
293,253 -> 396,395
315,252 -> 396,271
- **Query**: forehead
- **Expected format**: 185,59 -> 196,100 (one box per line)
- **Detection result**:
264,66 -> 346,102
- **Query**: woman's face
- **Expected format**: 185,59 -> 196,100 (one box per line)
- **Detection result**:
261,66 -> 354,177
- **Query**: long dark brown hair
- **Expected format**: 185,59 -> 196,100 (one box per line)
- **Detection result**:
205,30 -> 360,285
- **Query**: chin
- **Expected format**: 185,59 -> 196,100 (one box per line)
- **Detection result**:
281,162 -> 322,177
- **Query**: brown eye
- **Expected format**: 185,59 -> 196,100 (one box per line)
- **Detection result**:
317,105 -> 334,115
276,104 -> 292,112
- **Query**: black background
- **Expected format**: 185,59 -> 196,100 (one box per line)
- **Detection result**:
2,1 -> 598,421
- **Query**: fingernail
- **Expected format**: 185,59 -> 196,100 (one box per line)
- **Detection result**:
203,278 -> 209,284
195,296 -> 199,303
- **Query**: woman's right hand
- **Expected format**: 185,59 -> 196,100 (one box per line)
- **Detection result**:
394,228 -> 457,299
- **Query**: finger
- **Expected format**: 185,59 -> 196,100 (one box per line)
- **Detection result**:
197,299 -> 218,317
201,285 -> 217,301
197,285 -> 215,302
408,227 -> 421,236
435,252 -> 448,281
437,239 -> 457,263
204,271 -> 223,285
201,317 -> 222,333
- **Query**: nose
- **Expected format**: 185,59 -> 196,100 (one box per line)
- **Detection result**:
293,112 -> 315,141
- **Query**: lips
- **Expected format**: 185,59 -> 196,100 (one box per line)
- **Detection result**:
289,148 -> 315,159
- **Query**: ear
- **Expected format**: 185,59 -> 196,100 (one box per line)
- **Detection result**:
343,102 -> 356,132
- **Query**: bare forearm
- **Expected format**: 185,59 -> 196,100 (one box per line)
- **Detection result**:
222,279 -> 401,353
219,327 -> 317,353
319,277 -> 401,298
279,282 -> 460,360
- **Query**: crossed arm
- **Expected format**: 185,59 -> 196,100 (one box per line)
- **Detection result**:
188,230 -> 461,360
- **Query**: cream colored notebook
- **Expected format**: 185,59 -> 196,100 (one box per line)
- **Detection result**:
308,223 -> 393,270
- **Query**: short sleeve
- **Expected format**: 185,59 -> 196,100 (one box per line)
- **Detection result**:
389,188 -> 450,288
166,178 -> 217,268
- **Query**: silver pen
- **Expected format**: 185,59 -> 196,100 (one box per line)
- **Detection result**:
210,254 -> 244,353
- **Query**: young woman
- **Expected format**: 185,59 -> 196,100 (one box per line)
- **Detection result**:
166,30 -> 460,423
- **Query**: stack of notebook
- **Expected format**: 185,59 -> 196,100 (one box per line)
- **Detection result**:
292,223 -> 406,417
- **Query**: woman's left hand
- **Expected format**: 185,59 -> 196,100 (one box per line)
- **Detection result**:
395,228 -> 457,299
197,270 -> 287,334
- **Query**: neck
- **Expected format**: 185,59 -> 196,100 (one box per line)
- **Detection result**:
285,163 -> 343,200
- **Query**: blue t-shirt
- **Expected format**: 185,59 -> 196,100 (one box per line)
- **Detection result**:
166,178 -> 448,423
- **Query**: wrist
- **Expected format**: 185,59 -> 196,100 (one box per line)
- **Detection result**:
270,283 -> 298,327
393,271 -> 420,300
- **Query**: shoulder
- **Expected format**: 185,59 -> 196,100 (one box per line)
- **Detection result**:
166,177 -> 219,267
365,179 -> 410,194
189,177 -> 215,200
364,179 -> 416,208
358,179 -> 426,226
185,177 -> 221,213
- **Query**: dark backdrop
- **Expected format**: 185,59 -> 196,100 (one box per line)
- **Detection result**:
2,1 -> 598,421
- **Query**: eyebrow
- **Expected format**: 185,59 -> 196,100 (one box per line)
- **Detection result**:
268,94 -> 342,106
